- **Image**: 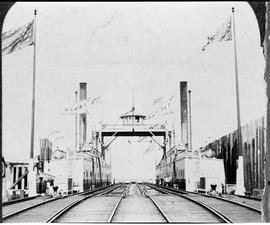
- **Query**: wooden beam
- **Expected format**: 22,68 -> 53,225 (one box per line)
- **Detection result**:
9,170 -> 28,190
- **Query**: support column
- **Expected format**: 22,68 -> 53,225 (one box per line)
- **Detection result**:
28,160 -> 36,197
235,155 -> 245,195
163,133 -> 167,176
15,166 -> 19,190
23,167 -> 26,190
101,135 -> 105,159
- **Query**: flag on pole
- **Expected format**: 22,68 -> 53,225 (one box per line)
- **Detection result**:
2,20 -> 34,55
63,104 -> 89,115
202,16 -> 232,51
62,95 -> 103,115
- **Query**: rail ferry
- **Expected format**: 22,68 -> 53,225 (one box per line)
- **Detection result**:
155,148 -> 225,193
39,146 -> 111,194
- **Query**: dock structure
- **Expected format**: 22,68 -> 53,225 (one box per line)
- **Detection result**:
2,162 -> 29,202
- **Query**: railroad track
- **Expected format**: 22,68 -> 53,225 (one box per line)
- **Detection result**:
3,184 -> 120,223
137,183 -> 171,223
235,193 -> 262,201
52,182 -> 131,223
157,185 -> 262,213
147,184 -> 262,223
107,183 -> 131,223
47,184 -> 122,223
105,182 -> 171,223
4,183 -> 261,223
139,183 -> 233,223
3,195 -> 41,206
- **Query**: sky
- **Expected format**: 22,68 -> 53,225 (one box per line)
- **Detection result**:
2,2 -> 266,181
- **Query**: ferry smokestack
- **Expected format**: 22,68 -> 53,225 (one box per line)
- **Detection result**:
79,82 -> 87,149
79,83 -> 87,101
180,81 -> 189,149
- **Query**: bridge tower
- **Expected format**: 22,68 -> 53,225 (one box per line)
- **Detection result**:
120,107 -> 146,128
98,103 -> 168,162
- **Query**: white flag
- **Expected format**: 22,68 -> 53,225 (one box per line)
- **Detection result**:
2,20 -> 34,55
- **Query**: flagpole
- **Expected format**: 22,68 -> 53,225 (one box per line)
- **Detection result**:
232,8 -> 242,157
30,10 -> 37,159
29,9 -> 37,197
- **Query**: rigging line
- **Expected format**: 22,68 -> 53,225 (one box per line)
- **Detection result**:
103,135 -> 118,151
149,131 -> 164,149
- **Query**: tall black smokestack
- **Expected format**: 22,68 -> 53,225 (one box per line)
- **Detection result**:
79,83 -> 87,149
180,81 -> 189,149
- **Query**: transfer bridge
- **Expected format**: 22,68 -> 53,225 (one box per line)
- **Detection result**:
97,106 -> 171,158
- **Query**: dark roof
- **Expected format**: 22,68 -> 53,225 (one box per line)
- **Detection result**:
120,114 -> 146,119
120,107 -> 146,119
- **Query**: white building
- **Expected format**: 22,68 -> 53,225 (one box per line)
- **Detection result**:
2,161 -> 29,202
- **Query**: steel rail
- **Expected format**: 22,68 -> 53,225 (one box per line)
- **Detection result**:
235,194 -> 261,201
46,184 -> 121,223
101,185 -> 122,195
3,195 -> 40,206
147,184 -> 233,223
137,183 -> 170,223
3,195 -> 61,220
136,182 -> 145,196
107,183 -> 131,223
2,184 -> 114,221
199,193 -> 261,213
159,185 -> 261,213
